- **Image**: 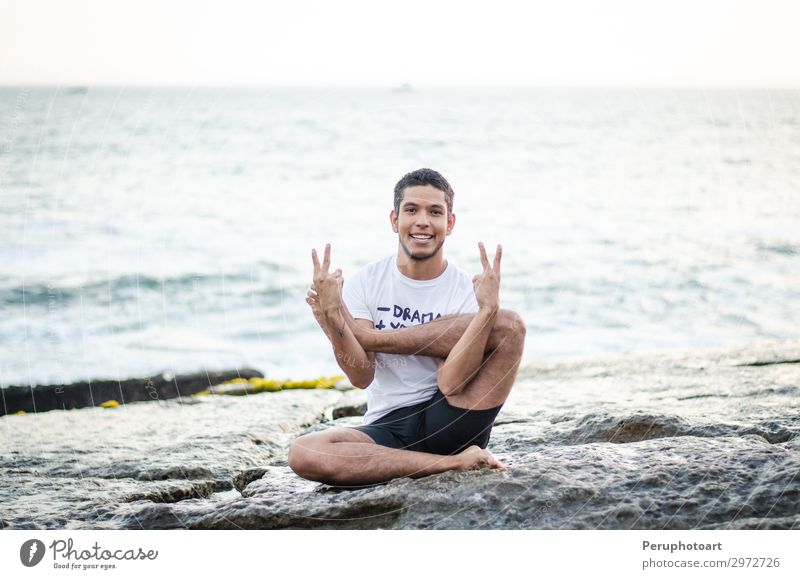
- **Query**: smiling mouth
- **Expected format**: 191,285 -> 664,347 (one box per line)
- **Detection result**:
410,234 -> 434,243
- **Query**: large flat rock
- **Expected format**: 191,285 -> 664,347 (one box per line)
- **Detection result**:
2,340 -> 798,529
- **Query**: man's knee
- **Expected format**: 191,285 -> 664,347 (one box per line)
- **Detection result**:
494,309 -> 526,350
288,434 -> 329,482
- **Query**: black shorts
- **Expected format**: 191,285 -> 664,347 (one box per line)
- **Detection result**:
352,389 -> 503,455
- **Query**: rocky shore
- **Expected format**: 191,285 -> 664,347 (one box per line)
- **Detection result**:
1,341 -> 798,530
1,369 -> 265,416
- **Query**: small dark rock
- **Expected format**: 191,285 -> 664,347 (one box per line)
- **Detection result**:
233,468 -> 268,492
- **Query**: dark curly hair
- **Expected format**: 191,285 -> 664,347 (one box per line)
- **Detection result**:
393,168 -> 454,216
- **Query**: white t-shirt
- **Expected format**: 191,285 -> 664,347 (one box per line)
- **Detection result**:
342,255 -> 479,424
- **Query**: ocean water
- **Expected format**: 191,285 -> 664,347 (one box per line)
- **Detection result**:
0,87 -> 798,386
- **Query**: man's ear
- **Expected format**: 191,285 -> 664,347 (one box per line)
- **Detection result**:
446,212 -> 456,235
390,210 -> 398,233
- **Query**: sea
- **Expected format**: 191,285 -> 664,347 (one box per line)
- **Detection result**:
1,86 -> 798,387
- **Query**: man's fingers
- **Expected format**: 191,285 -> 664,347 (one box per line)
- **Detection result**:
478,242 -> 489,270
493,244 -> 502,273
311,248 -> 320,274
307,289 -> 318,298
322,243 -> 331,272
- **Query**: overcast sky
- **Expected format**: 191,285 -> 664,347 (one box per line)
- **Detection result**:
1,0 -> 798,86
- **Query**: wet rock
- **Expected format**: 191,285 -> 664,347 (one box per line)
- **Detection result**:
1,369 -> 264,416
137,466 -> 216,481
112,435 -> 800,530
332,389 -> 368,419
3,340 -> 799,529
124,480 -> 229,503
233,468 -> 268,492
570,413 -> 688,443
735,358 -> 800,367
0,387 -> 341,528
709,516 -> 799,530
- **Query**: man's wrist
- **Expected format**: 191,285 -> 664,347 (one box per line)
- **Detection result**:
323,309 -> 345,334
478,304 -> 500,317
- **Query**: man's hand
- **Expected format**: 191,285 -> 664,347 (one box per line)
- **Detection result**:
305,244 -> 375,388
305,285 -> 325,328
310,243 -> 344,322
472,242 -> 502,312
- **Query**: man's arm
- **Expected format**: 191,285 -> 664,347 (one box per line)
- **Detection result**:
342,306 -> 476,357
341,242 -> 504,395
317,310 -> 376,389
307,243 -> 375,389
434,243 -> 503,395
342,304 -> 497,396
435,306 -> 497,396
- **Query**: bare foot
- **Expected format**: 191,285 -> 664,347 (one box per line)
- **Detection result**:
454,445 -> 507,471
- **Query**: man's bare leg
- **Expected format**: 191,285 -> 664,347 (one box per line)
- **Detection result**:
343,307 -> 526,410
288,427 -> 505,486
288,314 -> 522,485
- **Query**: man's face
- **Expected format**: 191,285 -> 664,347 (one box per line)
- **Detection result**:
391,185 -> 455,261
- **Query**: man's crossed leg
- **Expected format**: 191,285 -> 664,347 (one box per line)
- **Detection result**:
288,309 -> 526,486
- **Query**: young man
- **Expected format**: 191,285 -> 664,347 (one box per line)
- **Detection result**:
289,168 -> 525,486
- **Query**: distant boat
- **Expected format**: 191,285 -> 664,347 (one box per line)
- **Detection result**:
392,83 -> 414,93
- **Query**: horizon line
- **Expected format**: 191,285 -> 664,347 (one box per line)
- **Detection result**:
1,83 -> 799,91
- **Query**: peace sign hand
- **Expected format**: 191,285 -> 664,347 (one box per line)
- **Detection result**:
310,243 -> 344,320
472,242 -> 502,313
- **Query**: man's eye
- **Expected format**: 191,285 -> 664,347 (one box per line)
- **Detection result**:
406,208 -> 415,212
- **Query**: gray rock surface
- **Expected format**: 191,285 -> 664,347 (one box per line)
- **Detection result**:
2,340 -> 799,529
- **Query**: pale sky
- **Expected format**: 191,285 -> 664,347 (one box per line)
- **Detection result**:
1,0 -> 798,86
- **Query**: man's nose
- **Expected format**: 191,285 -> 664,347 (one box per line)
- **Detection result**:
414,213 -> 431,226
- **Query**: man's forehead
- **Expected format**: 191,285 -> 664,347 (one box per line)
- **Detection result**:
400,187 -> 447,206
